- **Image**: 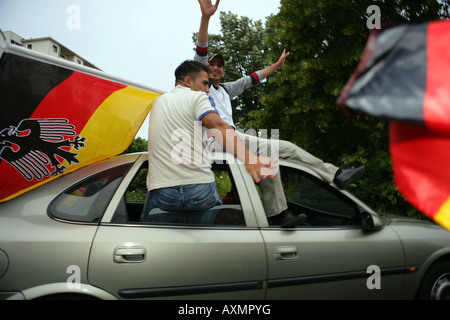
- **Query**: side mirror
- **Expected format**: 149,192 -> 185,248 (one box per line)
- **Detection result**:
358,206 -> 384,231
361,211 -> 374,231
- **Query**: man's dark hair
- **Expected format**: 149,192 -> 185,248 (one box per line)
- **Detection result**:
175,60 -> 209,84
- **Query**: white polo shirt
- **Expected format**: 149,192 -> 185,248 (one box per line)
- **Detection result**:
147,85 -> 219,191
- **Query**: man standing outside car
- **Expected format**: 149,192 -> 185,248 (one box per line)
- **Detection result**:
195,0 -> 365,224
141,60 -> 304,227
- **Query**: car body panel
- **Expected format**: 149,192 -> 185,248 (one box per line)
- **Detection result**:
89,153 -> 267,299
88,225 -> 267,299
18,283 -> 117,300
0,154 -> 138,299
386,218 -> 450,298
261,227 -> 405,299
1,152 -> 449,300
237,158 -> 408,299
0,187 -> 97,293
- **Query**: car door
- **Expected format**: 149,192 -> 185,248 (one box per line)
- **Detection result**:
255,162 -> 407,299
88,155 -> 267,300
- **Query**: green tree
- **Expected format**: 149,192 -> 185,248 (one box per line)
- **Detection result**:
123,137 -> 148,154
122,137 -> 148,201
257,0 -> 449,214
195,1 -> 450,216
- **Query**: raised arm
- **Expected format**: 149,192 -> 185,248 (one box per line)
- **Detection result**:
225,49 -> 290,97
198,0 -> 220,44
259,49 -> 290,79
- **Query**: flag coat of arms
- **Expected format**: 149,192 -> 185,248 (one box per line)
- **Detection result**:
0,42 -> 163,202
338,20 -> 450,230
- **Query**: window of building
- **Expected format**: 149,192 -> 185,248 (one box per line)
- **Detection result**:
52,45 -> 58,53
27,44 -> 32,49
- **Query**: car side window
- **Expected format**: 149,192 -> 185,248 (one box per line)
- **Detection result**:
49,164 -> 131,223
280,165 -> 360,227
112,161 -> 245,226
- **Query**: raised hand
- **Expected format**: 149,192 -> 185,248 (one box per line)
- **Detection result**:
198,0 -> 220,19
276,49 -> 290,69
259,48 -> 291,79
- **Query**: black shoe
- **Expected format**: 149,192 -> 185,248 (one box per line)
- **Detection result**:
333,166 -> 365,189
277,210 -> 307,228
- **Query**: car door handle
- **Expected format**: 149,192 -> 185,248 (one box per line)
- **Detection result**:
274,246 -> 298,260
113,247 -> 146,263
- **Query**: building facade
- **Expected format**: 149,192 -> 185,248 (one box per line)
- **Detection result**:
1,30 -> 100,70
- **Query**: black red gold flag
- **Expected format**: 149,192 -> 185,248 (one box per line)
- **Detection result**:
338,20 -> 450,230
0,42 -> 162,202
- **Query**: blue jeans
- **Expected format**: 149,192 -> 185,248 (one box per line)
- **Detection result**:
140,182 -> 222,221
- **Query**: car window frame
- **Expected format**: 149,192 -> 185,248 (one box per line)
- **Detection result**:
47,163 -> 133,225
239,159 -> 365,230
277,164 -> 361,228
102,153 -> 259,229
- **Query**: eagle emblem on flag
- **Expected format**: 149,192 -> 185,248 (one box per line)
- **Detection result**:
0,118 -> 87,181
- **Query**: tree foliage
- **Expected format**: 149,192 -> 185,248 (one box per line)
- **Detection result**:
188,1 -> 450,216
260,0 -> 448,147
123,136 -> 148,154
259,0 -> 449,214
123,137 -> 148,202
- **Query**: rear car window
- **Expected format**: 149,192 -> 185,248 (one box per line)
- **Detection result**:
49,164 -> 131,223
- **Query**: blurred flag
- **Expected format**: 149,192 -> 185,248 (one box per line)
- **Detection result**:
0,42 -> 163,202
338,20 -> 450,230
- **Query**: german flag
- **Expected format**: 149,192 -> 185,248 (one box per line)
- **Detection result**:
338,20 -> 450,231
0,43 -> 162,202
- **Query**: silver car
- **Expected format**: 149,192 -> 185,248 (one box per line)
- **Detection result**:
1,152 -> 449,300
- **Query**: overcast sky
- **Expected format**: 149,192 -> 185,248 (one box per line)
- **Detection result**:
0,0 -> 282,138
